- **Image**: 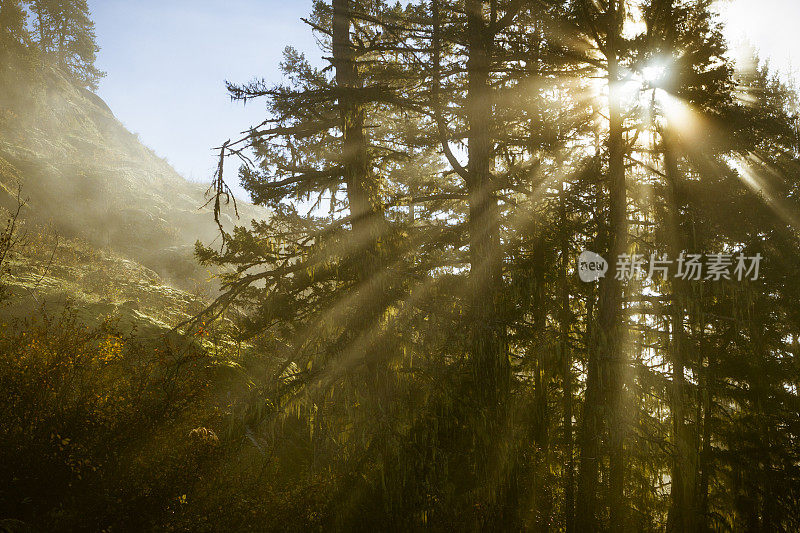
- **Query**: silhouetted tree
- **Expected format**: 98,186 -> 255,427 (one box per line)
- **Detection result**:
29,0 -> 104,89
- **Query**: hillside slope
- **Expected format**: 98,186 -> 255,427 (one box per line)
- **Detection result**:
1,232 -> 207,338
0,64 -> 263,286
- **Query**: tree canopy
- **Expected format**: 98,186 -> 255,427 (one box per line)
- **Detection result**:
0,0 -> 104,90
200,0 -> 800,529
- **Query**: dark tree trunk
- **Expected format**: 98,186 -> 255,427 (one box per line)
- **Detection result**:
577,2 -> 629,527
576,133 -> 606,532
649,1 -> 697,525
332,0 -> 384,284
574,1 -> 630,528
663,125 -> 696,533
465,0 -> 508,412
697,353 -> 712,531
560,182 -> 576,533
603,2 -> 629,528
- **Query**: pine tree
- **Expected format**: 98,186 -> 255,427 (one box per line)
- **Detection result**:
636,1 -> 734,529
29,0 -> 104,89
0,0 -> 35,103
563,0 -> 635,527
192,0 -> 800,528
0,0 -> 28,52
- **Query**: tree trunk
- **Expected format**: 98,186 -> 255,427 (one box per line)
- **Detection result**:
560,181 -> 576,533
465,0 -> 508,412
663,125 -> 696,533
604,1 -> 629,528
576,135 -> 605,532
650,1 -> 697,525
332,0 -> 384,284
576,2 -> 629,527
698,338 -> 712,531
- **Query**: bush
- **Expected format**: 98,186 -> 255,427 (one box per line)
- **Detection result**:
0,307 -> 216,531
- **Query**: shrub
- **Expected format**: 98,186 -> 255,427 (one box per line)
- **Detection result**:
0,307 -> 216,531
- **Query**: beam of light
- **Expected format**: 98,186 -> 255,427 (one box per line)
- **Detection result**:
615,76 -> 647,105
656,91 -> 697,132
271,207 -> 478,402
271,145 -> 602,503
729,154 -> 800,231
659,96 -> 800,240
642,61 -> 669,86
497,143 -> 593,241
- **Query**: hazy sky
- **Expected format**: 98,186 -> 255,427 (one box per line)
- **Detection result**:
89,0 -> 318,194
88,0 -> 800,199
721,0 -> 800,74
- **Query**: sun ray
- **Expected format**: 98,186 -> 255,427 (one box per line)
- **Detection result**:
729,154 -> 800,231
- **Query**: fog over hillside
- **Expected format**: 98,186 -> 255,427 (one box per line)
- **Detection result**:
0,64 -> 264,286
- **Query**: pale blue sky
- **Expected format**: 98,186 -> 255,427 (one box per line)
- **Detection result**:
89,0 -> 317,196
87,0 -> 799,199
